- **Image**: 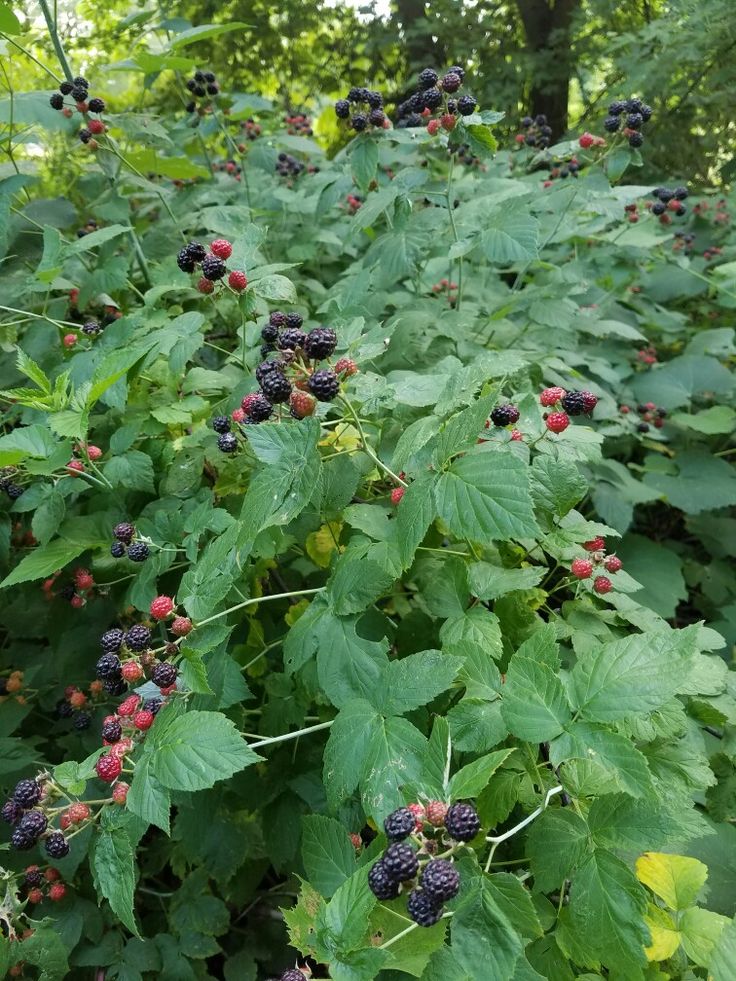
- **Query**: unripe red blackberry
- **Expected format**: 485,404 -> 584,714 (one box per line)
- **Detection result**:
28,887 -> 44,903
604,555 -> 622,573
425,800 -> 448,827
210,238 -> 232,259
289,391 -> 316,419
583,537 -> 605,551
68,802 -> 90,824
334,357 -> 358,376
593,576 -> 612,595
133,710 -> 155,731
121,661 -> 143,683
171,616 -> 193,637
546,412 -> 569,433
112,782 -> 129,804
228,270 -> 247,291
96,754 -> 122,783
308,369 -> 339,402
49,882 -> 66,902
571,558 -> 593,579
407,889 -> 443,927
581,391 -> 598,412
391,487 -> 405,506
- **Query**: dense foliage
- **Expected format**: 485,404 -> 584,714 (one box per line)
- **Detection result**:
1,3 -> 736,980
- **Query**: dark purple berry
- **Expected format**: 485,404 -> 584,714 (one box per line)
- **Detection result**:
260,372 -> 292,404
420,859 -> 460,902
383,842 -> 419,881
124,625 -> 151,652
490,404 -> 520,427
308,369 -> 339,402
13,779 -> 41,808
368,859 -> 401,899
304,327 -> 337,360
45,832 -> 70,859
113,522 -> 135,543
407,889 -> 443,927
151,662 -> 177,688
218,433 -> 238,453
445,802 -> 480,842
384,807 -> 416,842
96,653 -> 122,680
127,541 -> 149,562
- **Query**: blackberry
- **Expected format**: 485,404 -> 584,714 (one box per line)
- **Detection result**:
212,415 -> 231,434
657,407 -> 668,418
603,115 -> 620,132
151,662 -> 177,688
626,112 -> 643,130
59,81 -> 73,95
186,78 -> 197,92
6,484 -> 23,499
74,711 -> 92,729
277,328 -> 306,351
25,867 -> 43,887
127,541 -> 149,562
96,653 -> 122,680
280,972 -> 305,981
71,85 -> 88,102
521,115 -> 533,127
73,76 -> 89,88
441,72 -> 461,93
79,128 -> 92,144
422,87 -> 442,110
421,859 -> 460,902
11,827 -> 35,850
113,522 -> 135,543
366,91 -> 383,108
261,323 -> 279,343
418,68 -> 439,90
204,71 -> 216,83
125,625 -> 151,652
383,842 -> 419,881
82,320 -> 102,336
103,678 -> 127,696
45,832 -> 70,859
102,719 -> 122,743
17,810 -> 47,841
1,800 -> 22,824
143,696 -> 164,715
335,99 -> 350,119
608,100 -> 626,115
285,312 -> 304,329
407,889 -> 443,927
560,391 -> 586,416
656,188 -> 674,202
201,254 -> 227,281
304,327 -> 337,359
270,311 -> 287,327
248,394 -> 274,422
348,86 -> 370,102
384,807 -> 416,841
351,114 -> 368,131
187,242 -> 207,262
490,404 -> 520,427
110,541 -> 126,558
629,133 -> 644,148
206,84 -> 219,96
57,700 -> 74,719
261,372 -> 292,404
457,95 -> 477,115
626,98 -> 643,113
177,247 -> 196,272
447,65 -> 465,81
368,859 -> 401,899
185,101 -> 196,113
50,93 -> 64,110
88,97 -> 105,113
256,360 -> 283,384
445,802 -> 481,841
651,201 -> 666,216
637,422 -> 650,433
218,433 -> 238,453
13,779 -> 41,808
308,369 -> 339,402
674,186 -> 688,200
369,108 -> 386,126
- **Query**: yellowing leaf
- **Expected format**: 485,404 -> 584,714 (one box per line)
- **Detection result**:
636,852 -> 707,911
285,597 -> 310,627
643,904 -> 680,961
320,424 -> 360,453
306,522 -> 342,568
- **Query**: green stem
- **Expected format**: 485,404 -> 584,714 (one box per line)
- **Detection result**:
37,0 -> 74,81
246,719 -> 333,749
195,587 -> 324,629
339,397 -> 407,488
446,156 -> 463,309
0,305 -> 78,330
0,33 -> 62,82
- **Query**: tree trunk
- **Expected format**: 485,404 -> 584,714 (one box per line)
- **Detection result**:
515,0 -> 580,137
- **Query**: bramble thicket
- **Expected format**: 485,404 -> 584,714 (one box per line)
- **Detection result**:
0,1 -> 736,979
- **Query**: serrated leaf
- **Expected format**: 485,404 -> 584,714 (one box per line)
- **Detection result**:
501,656 -> 571,741
526,809 -> 591,892
378,650 -> 462,716
448,748 -> 513,800
635,852 -> 707,911
93,828 -> 140,937
550,722 -> 653,797
0,538 -> 86,588
323,699 -> 381,811
302,814 -> 357,897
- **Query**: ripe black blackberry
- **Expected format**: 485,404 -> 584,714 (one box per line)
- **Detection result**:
420,859 -> 460,902
368,859 -> 401,899
207,83 -> 219,96
79,128 -> 92,144
384,807 -> 416,841
45,832 -> 70,859
383,842 -> 419,881
674,186 -> 688,200
11,827 -> 35,850
144,696 -> 163,715
261,323 -> 279,343
88,98 -> 105,113
447,64 -> 465,81
212,416 -> 231,434
445,801 -> 481,841
285,312 -> 303,329
110,541 -> 126,558
491,404 -> 520,427
608,100 -> 626,115
101,628 -> 124,654
304,327 -> 337,359
280,971 -> 305,981
348,86 -> 370,102
127,541 -> 149,562
71,85 -> 88,102
603,115 -> 620,132
187,242 -> 207,262
261,372 -> 292,404
82,320 -> 102,336
560,391 -> 588,416
418,68 -> 439,90
13,779 -> 41,808
96,653 -> 122,680
366,91 -> 383,108
202,254 -> 227,281
125,625 -> 151,652
59,81 -> 73,95
637,422 -> 650,433
335,99 -> 350,119
651,201 -> 666,216
351,114 -> 367,131
422,88 -> 442,110
177,247 -> 197,272
102,719 -> 122,743
407,889 -> 443,927
74,711 -> 92,728
441,72 -> 461,93
73,76 -> 89,88
640,104 -> 653,120
248,394 -> 274,422
255,360 -> 283,384
270,311 -> 288,327
152,662 -> 177,688
6,484 -> 23,499
628,132 -> 644,148
369,109 -> 386,126
626,97 -> 643,112
17,810 -> 47,842
308,369 -> 339,402
57,700 -> 74,719
218,433 -> 238,453
626,112 -> 643,130
25,867 -> 43,887
457,95 -> 477,116
277,328 -> 306,351
113,522 -> 135,542
1,799 -> 21,823
50,93 -> 64,110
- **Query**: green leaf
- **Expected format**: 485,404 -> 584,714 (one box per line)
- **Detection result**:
569,849 -> 649,969
371,903 -> 447,975
550,721 -> 653,797
350,136 -> 379,193
93,827 -> 140,936
10,920 -> 69,980
394,470 -> 437,568
0,5 -> 22,33
302,814 -> 357,897
434,450 -> 539,543
124,149 -> 210,180
526,809 -> 591,892
378,650 -> 462,716
448,748 -> 514,800
126,756 -> 171,833
168,22 -> 250,48
468,562 -> 544,601
451,881 -> 524,980
361,715 -> 427,822
0,424 -> 61,466
671,405 -> 736,434
531,456 -> 588,517
0,538 -> 86,588
316,612 -> 390,709
323,699 -> 380,810
482,205 -> 539,264
709,915 -> 736,981
643,450 -> 736,515
147,710 -> 262,791
328,553 -> 395,615
679,907 -> 730,967
501,656 -> 571,741
317,865 -> 375,953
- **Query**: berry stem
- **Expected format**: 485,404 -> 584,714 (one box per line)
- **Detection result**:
379,912 -> 453,949
37,0 -> 74,82
483,783 -> 564,872
445,156 -> 463,310
0,305 -> 80,331
338,397 -> 408,488
195,586 -> 325,629
245,719 -> 333,749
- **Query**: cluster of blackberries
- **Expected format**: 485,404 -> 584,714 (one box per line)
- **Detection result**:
213,158 -> 242,178
541,157 -> 581,187
619,401 -> 666,433
55,680 -> 99,729
603,98 -> 653,148
672,231 -> 696,252
1,778 -> 70,859
0,469 -> 24,501
176,238 -> 248,294
109,521 -> 149,563
449,143 -> 482,168
569,536 -> 623,596
285,113 -> 313,136
430,278 -> 459,307
334,87 -> 386,131
22,865 -> 68,906
650,185 -> 688,220
517,113 -> 553,149
184,69 -> 219,113
396,65 -> 476,130
368,801 -> 480,926
538,386 -> 598,435
241,118 -> 262,141
49,76 -> 107,146
97,620 -> 179,695
275,152 -> 311,180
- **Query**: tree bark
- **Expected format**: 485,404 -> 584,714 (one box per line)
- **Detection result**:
515,0 -> 580,136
